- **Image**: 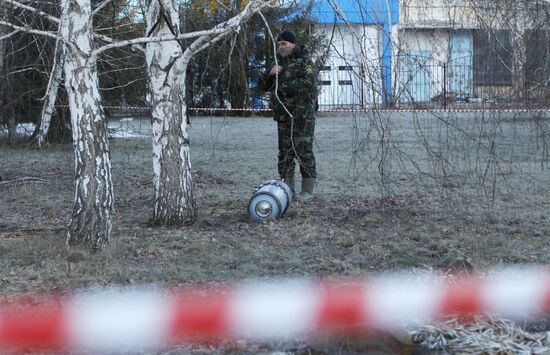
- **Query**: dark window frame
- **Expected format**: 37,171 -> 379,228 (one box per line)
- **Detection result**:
473,29 -> 513,86
525,29 -> 550,87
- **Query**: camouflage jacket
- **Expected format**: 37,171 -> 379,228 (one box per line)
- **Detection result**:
260,46 -> 317,122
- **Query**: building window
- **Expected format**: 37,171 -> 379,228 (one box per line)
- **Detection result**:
473,30 -> 512,85
338,66 -> 353,71
338,80 -> 352,85
320,66 -> 331,71
321,80 -> 331,85
525,29 -> 550,87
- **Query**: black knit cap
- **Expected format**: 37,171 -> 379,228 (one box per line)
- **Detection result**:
277,30 -> 296,44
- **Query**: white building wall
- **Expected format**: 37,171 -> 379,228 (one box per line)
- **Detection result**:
396,29 -> 450,102
397,0 -> 550,105
400,0 -> 479,29
316,24 -> 382,109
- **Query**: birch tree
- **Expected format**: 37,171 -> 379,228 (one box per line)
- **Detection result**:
59,0 -> 114,248
145,0 -> 275,225
33,39 -> 64,147
0,6 -> 17,144
0,9 -> 6,136
145,0 -> 194,225
0,0 -> 60,144
1,0 -> 115,248
1,0 -> 276,246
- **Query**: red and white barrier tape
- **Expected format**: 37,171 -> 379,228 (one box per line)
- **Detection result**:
2,268 -> 550,352
319,108 -> 550,113
55,105 -> 550,114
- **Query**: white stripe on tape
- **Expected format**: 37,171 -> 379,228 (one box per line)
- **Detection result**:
482,268 -> 550,318
366,274 -> 442,330
66,287 -> 172,352
228,280 -> 321,341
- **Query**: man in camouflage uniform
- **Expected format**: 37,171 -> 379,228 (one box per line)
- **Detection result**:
260,30 -> 317,202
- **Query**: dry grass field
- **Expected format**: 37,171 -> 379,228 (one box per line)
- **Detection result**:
1,111 -> 550,353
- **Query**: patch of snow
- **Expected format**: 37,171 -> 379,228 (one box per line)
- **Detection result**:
108,118 -> 150,139
0,122 -> 37,137
0,119 -> 150,139
19,123 -> 37,135
109,131 -> 149,139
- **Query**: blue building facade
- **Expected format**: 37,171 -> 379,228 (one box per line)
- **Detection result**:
251,0 -> 400,110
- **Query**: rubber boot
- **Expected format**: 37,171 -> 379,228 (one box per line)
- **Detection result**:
282,176 -> 296,201
299,178 -> 315,202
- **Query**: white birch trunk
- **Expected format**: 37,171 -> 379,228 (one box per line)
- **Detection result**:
3,20 -> 15,145
1,15 -> 7,138
0,25 -> 4,78
35,40 -> 64,147
512,29 -> 526,102
142,0 -> 273,225
61,0 -> 114,248
8,115 -> 17,144
145,0 -> 196,225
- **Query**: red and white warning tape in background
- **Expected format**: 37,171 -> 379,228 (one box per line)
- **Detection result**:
2,267 -> 550,352
190,107 -> 550,113
56,105 -> 550,114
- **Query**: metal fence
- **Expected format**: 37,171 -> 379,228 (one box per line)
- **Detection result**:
298,55 -> 550,111
375,55 -> 550,110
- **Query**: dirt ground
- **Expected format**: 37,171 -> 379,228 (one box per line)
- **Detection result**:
1,111 -> 550,352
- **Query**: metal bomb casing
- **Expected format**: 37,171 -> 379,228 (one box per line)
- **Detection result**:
248,180 -> 293,222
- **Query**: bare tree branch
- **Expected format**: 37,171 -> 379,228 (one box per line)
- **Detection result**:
1,0 -> 60,24
100,77 -> 143,90
0,30 -> 18,40
95,5 -> 281,59
92,0 -> 114,16
94,32 -> 145,53
1,0 -> 142,54
0,177 -> 48,185
92,28 -> 241,58
0,20 -> 63,42
186,0 -> 276,56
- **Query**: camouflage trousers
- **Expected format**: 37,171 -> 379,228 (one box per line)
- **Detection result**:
277,114 -> 316,179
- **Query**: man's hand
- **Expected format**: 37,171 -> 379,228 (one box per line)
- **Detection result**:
269,65 -> 283,76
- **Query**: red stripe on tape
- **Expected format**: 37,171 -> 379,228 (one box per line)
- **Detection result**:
438,280 -> 483,318
169,291 -> 229,342
541,276 -> 550,312
2,270 -> 550,351
0,304 -> 66,350
55,104 -> 550,114
316,282 -> 366,335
